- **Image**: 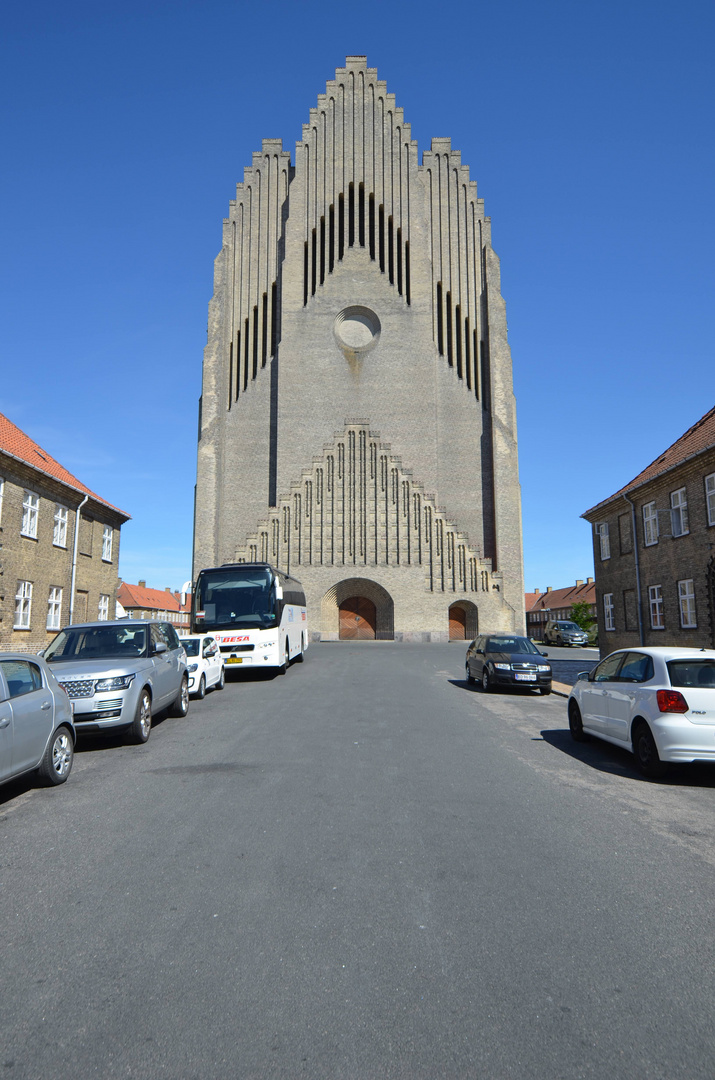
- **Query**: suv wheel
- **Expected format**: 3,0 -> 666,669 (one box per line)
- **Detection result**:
128,689 -> 152,744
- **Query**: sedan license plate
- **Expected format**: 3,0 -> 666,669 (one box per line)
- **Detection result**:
226,657 -> 243,664
515,673 -> 536,681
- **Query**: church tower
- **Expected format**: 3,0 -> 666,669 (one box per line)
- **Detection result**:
194,57 -> 524,641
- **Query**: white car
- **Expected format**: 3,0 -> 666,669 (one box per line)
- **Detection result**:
567,646 -> 715,778
183,635 -> 225,698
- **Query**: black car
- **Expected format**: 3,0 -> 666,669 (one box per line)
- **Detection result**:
465,634 -> 552,694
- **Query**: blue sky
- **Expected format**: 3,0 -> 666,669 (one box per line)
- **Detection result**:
1,0 -> 713,594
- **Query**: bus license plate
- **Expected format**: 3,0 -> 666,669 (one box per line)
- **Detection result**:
226,657 -> 243,664
515,673 -> 536,681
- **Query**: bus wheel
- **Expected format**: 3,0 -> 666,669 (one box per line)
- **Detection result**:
278,642 -> 288,674
295,634 -> 305,662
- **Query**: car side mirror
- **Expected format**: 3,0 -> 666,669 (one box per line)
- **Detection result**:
540,651 -> 549,658
275,584 -> 283,601
476,648 -> 484,655
154,641 -> 168,655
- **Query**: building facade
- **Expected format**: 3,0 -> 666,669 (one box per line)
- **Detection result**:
117,581 -> 190,633
525,579 -> 596,640
583,406 -> 715,654
0,413 -> 130,651
194,57 -> 524,640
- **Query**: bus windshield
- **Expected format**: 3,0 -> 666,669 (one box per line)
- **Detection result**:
195,568 -> 278,631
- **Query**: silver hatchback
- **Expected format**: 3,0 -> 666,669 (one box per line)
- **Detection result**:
43,621 -> 189,744
0,653 -> 75,788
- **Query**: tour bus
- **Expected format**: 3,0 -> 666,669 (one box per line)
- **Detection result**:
190,563 -> 308,672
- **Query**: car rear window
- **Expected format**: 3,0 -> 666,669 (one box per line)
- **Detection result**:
667,660 -> 715,688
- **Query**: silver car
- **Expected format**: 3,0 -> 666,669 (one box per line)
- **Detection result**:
0,653 -> 75,788
43,621 -> 189,744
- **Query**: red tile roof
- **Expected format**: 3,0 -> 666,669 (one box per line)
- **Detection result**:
118,582 -> 189,613
584,405 -> 715,516
0,412 -> 130,518
526,581 -> 596,613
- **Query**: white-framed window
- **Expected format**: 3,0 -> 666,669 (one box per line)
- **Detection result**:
14,581 -> 32,629
603,592 -> 615,631
642,501 -> 658,546
53,504 -> 68,547
648,584 -> 664,629
706,473 -> 715,527
47,587 -> 63,631
21,490 -> 39,538
596,523 -> 610,560
671,487 -> 689,537
98,594 -> 110,621
678,579 -> 697,628
102,525 -> 113,562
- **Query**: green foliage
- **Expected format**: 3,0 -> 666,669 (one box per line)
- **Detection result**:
569,602 -> 595,631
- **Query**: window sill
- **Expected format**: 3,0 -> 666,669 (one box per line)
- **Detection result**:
13,626 -> 31,632
21,533 -> 38,542
672,532 -> 690,539
102,558 -> 112,564
53,542 -> 68,550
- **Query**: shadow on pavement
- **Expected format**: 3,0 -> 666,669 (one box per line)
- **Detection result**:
448,678 -> 548,697
540,728 -> 715,788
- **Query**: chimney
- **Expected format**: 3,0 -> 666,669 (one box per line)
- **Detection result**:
545,586 -> 552,593
138,580 -> 146,588
587,576 -> 593,584
576,579 -> 583,587
165,587 -> 172,593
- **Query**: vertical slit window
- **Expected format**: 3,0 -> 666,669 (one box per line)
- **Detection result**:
261,293 -> 268,367
252,306 -> 259,380
243,318 -> 249,390
396,227 -> 403,295
455,304 -> 462,377
473,330 -> 479,399
359,183 -> 365,247
338,194 -> 345,260
405,241 -> 411,304
446,292 -> 453,365
464,318 -> 471,389
329,205 -> 335,272
228,341 -> 233,408
388,216 -> 394,284
369,194 -> 375,259
378,205 -> 385,271
303,241 -> 308,306
348,182 -> 355,246
235,332 -> 241,399
270,283 -> 277,356
311,228 -> 317,295
319,216 -> 326,284
480,340 -> 489,408
436,283 -> 444,355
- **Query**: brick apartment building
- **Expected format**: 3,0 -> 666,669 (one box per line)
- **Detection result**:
525,579 -> 596,640
583,405 -> 715,654
0,413 -> 130,652
117,581 -> 190,633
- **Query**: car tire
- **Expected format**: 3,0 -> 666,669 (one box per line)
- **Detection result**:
632,721 -> 668,779
169,676 -> 190,717
38,726 -> 74,785
482,668 -> 492,693
539,686 -> 552,696
195,674 -> 206,700
568,700 -> 587,742
466,662 -> 476,685
216,667 -> 225,690
128,689 -> 152,744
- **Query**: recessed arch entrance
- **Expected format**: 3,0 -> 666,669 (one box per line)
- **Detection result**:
448,601 -> 478,640
321,578 -> 395,640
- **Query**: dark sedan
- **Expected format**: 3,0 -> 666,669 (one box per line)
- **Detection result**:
466,634 -> 552,695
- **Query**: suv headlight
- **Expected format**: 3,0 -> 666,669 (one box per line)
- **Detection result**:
95,674 -> 135,692
493,663 -> 510,671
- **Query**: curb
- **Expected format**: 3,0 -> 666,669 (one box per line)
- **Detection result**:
551,681 -> 572,698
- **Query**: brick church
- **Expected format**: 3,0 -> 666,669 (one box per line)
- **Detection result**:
193,56 -> 524,641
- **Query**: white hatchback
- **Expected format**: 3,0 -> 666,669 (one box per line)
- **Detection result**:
182,635 -> 225,699
568,646 -> 715,778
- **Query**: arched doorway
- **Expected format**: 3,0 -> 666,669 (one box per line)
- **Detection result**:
448,601 -> 478,640
339,596 -> 377,639
321,578 -> 395,640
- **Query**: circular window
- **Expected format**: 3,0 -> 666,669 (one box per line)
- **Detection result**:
334,306 -> 381,355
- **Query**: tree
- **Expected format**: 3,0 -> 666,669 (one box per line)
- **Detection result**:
569,602 -> 595,631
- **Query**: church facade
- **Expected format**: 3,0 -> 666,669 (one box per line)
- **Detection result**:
193,57 -> 524,641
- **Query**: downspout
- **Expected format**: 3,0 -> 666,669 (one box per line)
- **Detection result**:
623,493 -> 644,646
69,495 -> 89,623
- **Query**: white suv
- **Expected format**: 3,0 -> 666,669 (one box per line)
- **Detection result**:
567,646 -> 715,778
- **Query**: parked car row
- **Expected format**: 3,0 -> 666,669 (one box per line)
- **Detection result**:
0,621 -> 226,793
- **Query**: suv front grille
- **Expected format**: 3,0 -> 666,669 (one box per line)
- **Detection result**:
59,679 -> 95,699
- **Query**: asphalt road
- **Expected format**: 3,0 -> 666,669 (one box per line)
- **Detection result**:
2,643 -> 714,1079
